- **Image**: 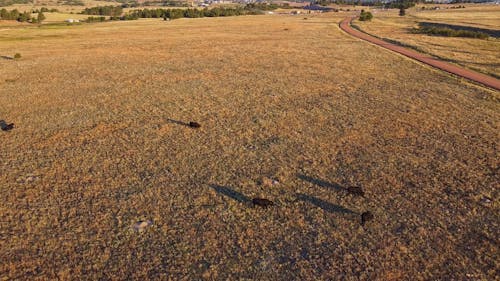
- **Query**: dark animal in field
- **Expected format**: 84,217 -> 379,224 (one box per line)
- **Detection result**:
0,120 -> 14,131
252,198 -> 274,208
189,121 -> 201,128
346,186 -> 365,197
361,211 -> 374,225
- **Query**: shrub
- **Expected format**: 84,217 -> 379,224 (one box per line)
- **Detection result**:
359,10 -> 373,21
17,11 -> 31,22
399,7 -> 405,16
14,53 -> 21,59
86,16 -> 106,22
37,11 -> 45,22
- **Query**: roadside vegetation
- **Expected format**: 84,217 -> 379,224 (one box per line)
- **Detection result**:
413,25 -> 489,39
353,4 -> 500,77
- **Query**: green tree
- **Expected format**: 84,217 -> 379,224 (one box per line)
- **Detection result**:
0,8 -> 8,19
359,10 -> 373,21
17,11 -> 30,22
37,11 -> 45,22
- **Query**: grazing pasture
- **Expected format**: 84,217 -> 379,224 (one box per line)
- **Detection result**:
0,12 -> 498,280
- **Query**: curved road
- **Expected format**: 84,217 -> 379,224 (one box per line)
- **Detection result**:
339,17 -> 500,91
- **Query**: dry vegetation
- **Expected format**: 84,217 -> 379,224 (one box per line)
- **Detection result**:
354,4 -> 500,78
0,12 -> 499,280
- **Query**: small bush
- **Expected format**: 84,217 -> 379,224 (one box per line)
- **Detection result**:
14,53 -> 21,59
86,16 -> 106,22
359,10 -> 372,21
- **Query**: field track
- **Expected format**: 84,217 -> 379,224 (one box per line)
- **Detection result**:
339,16 -> 500,91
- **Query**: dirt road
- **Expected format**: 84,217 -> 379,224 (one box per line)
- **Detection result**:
339,17 -> 500,91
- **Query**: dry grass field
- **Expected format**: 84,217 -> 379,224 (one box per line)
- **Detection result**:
354,4 -> 500,78
1,13 -> 499,280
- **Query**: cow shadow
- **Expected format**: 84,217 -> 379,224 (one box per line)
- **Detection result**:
210,184 -> 251,204
166,118 -> 190,127
296,193 -> 355,215
297,174 -> 344,192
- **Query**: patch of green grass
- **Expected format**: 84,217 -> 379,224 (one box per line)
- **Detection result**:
0,36 -> 35,42
0,34 -> 65,42
39,22 -> 83,29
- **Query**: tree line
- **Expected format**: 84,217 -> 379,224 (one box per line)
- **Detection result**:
312,0 -> 417,8
127,3 -> 284,20
81,5 -> 123,16
0,8 -> 45,23
127,7 -> 259,19
80,4 -> 276,18
83,3 -> 283,22
32,7 -> 59,13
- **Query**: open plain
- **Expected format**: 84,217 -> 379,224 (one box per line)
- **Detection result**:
0,10 -> 499,280
355,5 -> 500,78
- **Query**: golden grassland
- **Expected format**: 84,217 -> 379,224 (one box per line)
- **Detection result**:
43,11 -> 90,22
415,4 -> 499,28
354,4 -> 500,78
0,13 -> 499,279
